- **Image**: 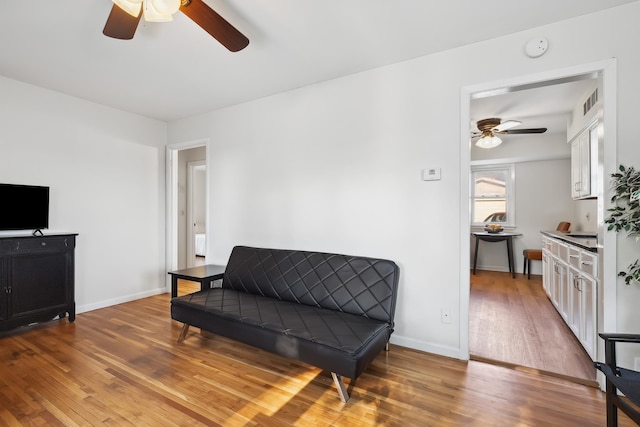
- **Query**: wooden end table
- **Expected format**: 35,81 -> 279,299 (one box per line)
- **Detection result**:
167,264 -> 226,298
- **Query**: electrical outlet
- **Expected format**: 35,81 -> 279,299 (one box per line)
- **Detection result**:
635,357 -> 640,371
441,308 -> 452,324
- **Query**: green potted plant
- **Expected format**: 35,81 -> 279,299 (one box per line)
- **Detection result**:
605,164 -> 640,285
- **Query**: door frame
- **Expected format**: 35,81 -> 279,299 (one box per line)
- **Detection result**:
459,59 -> 618,363
165,138 -> 209,290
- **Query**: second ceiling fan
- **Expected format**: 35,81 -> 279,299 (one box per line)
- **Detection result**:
472,118 -> 547,149
103,0 -> 249,52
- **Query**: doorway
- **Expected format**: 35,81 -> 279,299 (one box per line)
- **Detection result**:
459,60 -> 618,386
166,139 -> 209,288
187,160 -> 207,267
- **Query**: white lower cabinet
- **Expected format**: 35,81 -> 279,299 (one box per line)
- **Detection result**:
568,267 -> 581,336
551,259 -> 561,309
551,259 -> 569,320
542,251 -> 552,296
542,234 -> 598,359
583,273 -> 596,357
568,267 -> 597,358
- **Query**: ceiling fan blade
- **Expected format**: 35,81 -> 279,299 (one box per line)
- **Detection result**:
492,120 -> 522,132
503,128 -> 548,134
180,0 -> 249,52
103,5 -> 142,40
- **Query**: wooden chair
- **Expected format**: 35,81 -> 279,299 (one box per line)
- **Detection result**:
522,221 -> 571,279
594,333 -> 640,427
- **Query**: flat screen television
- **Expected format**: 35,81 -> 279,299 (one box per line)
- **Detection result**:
0,183 -> 50,234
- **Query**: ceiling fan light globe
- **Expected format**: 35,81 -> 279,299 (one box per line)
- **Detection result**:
476,135 -> 502,149
113,0 -> 143,17
143,0 -> 174,22
148,0 -> 181,15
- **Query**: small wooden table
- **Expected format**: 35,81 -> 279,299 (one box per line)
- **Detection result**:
167,264 -> 226,298
472,231 -> 522,278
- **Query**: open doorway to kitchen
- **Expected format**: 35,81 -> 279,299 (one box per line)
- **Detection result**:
459,60 -> 617,387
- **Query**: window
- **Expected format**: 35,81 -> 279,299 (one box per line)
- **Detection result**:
471,164 -> 515,227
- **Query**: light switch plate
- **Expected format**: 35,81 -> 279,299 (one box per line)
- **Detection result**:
422,168 -> 441,181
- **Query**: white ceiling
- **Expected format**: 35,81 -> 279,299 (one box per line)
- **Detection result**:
0,0 -> 634,122
470,78 -> 597,137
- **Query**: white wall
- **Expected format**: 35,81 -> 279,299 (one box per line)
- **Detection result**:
573,199 -> 598,232
0,76 -> 167,312
168,3 -> 640,361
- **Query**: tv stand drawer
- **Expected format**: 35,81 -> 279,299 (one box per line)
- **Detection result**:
9,235 -> 75,253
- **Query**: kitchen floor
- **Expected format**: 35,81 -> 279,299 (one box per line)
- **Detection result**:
469,270 -> 597,386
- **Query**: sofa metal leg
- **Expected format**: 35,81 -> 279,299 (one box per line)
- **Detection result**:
385,341 -> 390,351
331,372 -> 349,403
177,324 -> 190,343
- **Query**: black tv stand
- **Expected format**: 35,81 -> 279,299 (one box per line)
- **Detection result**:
32,229 -> 44,236
0,233 -> 77,331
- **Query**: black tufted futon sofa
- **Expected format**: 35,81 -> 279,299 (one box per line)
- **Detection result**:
170,245 -> 400,402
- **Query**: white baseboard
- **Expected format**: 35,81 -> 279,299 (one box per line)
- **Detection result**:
77,287 -> 166,314
472,265 -> 510,273
390,334 -> 465,360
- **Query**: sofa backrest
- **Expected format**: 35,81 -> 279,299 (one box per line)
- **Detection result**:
221,246 -> 399,325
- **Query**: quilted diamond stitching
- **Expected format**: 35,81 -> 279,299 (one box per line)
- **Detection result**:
222,246 -> 398,323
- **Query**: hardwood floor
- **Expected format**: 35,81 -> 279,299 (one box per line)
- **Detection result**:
469,270 -> 597,386
0,281 -> 633,426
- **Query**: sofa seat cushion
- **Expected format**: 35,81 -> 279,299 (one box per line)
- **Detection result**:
171,288 -> 391,378
174,287 -> 388,352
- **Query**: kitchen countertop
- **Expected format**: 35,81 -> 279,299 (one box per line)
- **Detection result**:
541,230 -> 599,252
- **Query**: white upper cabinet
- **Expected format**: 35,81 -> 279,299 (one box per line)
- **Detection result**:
570,120 -> 598,199
567,81 -> 600,200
